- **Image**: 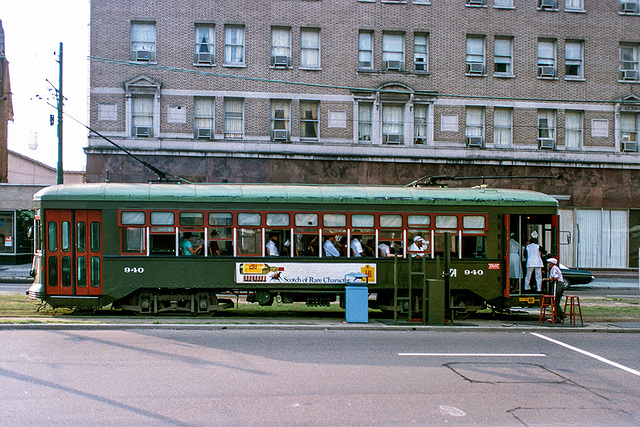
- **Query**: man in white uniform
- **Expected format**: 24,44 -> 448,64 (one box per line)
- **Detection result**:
350,235 -> 364,257
266,233 -> 279,256
524,237 -> 543,292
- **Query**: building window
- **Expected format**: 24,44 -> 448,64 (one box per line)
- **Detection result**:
620,44 -> 639,82
414,33 -> 428,72
194,97 -> 214,139
466,36 -> 485,74
538,39 -> 556,78
494,37 -> 513,75
494,0 -> 513,7
224,25 -> 245,66
358,31 -> 374,70
414,104 -> 428,144
358,102 -> 373,142
382,32 -> 405,71
538,0 -> 557,9
620,113 -> 638,152
301,28 -> 320,68
130,22 -> 156,62
466,0 -> 485,6
271,27 -> 291,67
132,95 -> 154,137
538,109 -> 556,148
493,107 -> 512,147
465,106 -> 485,147
565,110 -> 583,149
194,25 -> 215,65
300,101 -> 319,140
271,100 -> 290,142
382,104 -> 404,144
565,41 -> 584,79
620,0 -> 640,14
224,98 -> 244,139
565,0 -> 583,11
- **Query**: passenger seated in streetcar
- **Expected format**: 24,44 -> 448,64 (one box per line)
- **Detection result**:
266,232 -> 280,256
364,239 -> 376,257
323,235 -> 341,257
350,235 -> 364,257
180,232 -> 203,256
378,241 -> 394,257
208,230 -> 222,256
408,236 -> 427,258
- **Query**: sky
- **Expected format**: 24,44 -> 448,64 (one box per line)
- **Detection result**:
3,0 -> 89,171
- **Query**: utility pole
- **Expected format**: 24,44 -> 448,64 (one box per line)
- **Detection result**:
56,42 -> 63,185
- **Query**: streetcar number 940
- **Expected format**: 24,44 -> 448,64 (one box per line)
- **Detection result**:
124,267 -> 145,274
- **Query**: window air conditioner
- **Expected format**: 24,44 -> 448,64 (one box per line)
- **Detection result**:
538,138 -> 555,149
135,126 -> 151,137
272,129 -> 289,141
538,66 -> 555,77
384,60 -> 403,71
197,128 -> 213,139
466,136 -> 484,147
622,1 -> 638,13
384,134 -> 403,144
540,0 -> 555,8
196,53 -> 213,64
622,69 -> 638,81
136,50 -> 151,61
467,63 -> 484,74
271,55 -> 289,67
622,141 -> 638,152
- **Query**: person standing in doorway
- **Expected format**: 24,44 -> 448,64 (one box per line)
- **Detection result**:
524,237 -> 544,292
509,233 -> 523,292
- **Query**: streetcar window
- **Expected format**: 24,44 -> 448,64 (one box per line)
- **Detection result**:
266,213 -> 290,227
209,212 -> 233,226
238,212 -> 261,226
122,211 -> 145,225
91,257 -> 101,287
121,227 -> 146,253
463,215 -> 485,229
295,213 -> 318,227
91,222 -> 100,252
47,222 -> 57,252
61,256 -> 71,287
351,214 -> 374,228
77,256 -> 86,287
461,236 -> 486,258
380,214 -> 402,228
151,234 -> 177,256
237,228 -> 261,255
209,228 -> 233,256
179,212 -> 203,226
435,215 -> 458,229
434,233 -> 458,258
61,222 -> 71,252
408,215 -> 430,227
295,234 -> 319,257
77,222 -> 86,252
151,211 -> 175,225
323,214 -> 346,227
48,256 -> 57,287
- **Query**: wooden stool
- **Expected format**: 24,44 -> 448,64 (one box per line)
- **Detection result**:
539,295 -> 557,325
562,295 -> 584,326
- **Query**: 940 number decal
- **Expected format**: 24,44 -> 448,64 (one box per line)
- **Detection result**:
124,267 -> 145,274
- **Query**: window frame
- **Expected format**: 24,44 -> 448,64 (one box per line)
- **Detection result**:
130,21 -> 156,63
382,32 -> 405,71
194,24 -> 215,65
565,41 -> 584,80
300,101 -> 319,140
358,31 -> 374,70
224,25 -> 245,66
300,28 -> 321,69
223,98 -> 244,139
271,26 -> 292,68
493,37 -> 513,76
413,33 -> 428,73
466,35 -> 486,75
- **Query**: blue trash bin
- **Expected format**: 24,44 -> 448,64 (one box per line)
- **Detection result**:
345,285 -> 368,323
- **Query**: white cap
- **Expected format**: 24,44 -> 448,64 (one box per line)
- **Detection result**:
413,236 -> 423,242
547,258 -> 557,264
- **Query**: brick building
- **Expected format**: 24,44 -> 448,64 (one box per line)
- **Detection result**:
87,0 -> 640,269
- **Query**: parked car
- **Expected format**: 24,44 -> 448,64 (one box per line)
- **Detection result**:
560,263 -> 595,288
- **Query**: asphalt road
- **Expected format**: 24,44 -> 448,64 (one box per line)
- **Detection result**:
1,329 -> 639,426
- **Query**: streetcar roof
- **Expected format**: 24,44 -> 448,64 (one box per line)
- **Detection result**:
34,183 -> 559,208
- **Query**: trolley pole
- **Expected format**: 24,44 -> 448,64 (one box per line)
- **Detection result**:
56,42 -> 63,185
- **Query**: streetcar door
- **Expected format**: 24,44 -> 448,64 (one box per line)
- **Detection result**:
74,210 -> 103,296
45,210 -> 102,296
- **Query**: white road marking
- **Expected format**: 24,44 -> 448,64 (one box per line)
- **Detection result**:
398,353 -> 546,357
439,405 -> 466,417
531,332 -> 640,377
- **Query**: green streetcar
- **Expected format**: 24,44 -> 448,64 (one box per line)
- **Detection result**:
27,183 -> 559,316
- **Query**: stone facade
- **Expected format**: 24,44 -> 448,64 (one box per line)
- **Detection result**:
87,0 -> 640,267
